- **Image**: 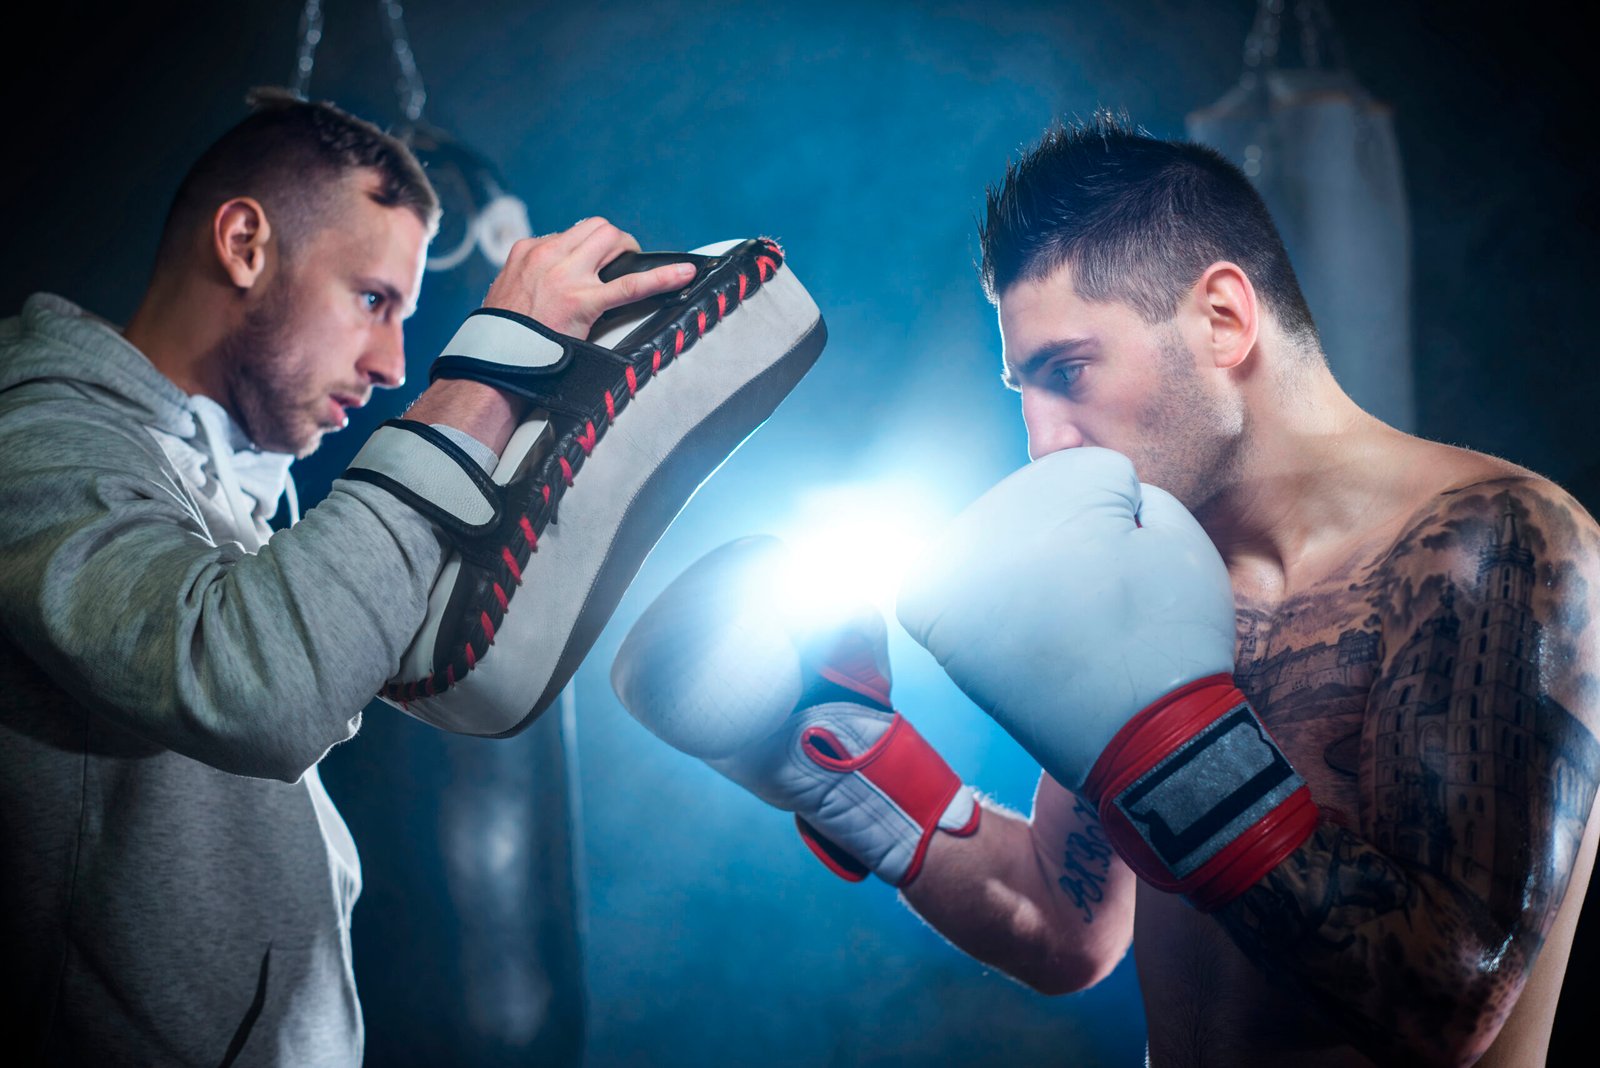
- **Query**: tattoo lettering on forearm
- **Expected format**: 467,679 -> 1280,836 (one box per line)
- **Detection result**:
1059,796 -> 1115,922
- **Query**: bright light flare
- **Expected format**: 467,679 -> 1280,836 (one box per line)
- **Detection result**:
764,483 -> 944,631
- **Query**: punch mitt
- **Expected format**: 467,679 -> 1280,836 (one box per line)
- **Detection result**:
346,239 -> 825,735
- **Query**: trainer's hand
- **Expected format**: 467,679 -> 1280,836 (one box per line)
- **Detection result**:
483,216 -> 695,338
612,537 -> 978,887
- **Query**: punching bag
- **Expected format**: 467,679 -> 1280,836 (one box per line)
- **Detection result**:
437,688 -> 587,1064
1187,0 -> 1414,431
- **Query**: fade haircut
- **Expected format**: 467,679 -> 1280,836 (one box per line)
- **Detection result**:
156,87 -> 439,266
980,111 -> 1318,350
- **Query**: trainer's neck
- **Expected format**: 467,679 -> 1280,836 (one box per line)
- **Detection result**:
123,269 -> 234,406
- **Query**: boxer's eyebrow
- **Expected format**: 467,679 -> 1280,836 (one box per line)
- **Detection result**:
1001,338 -> 1093,391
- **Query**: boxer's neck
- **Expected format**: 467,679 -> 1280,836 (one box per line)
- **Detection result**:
1193,363 -> 1412,597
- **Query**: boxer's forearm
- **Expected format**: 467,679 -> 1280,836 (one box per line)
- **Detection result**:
902,798 -> 1135,995
1214,824 -> 1536,1067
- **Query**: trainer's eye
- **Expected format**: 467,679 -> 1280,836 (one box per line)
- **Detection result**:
362,291 -> 385,313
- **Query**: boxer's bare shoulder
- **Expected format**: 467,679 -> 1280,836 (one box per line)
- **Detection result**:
1140,448 -> 1600,1066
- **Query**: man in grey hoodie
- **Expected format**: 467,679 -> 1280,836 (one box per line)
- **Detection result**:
0,91 -> 696,1065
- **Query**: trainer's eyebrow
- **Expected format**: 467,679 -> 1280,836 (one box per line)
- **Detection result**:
1001,337 -> 1093,391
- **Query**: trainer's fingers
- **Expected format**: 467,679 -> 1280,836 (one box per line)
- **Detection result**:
545,215 -> 613,255
598,261 -> 697,310
568,219 -> 639,273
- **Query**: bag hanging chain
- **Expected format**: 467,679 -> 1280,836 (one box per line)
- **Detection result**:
289,0 -> 429,125
1242,0 -> 1348,82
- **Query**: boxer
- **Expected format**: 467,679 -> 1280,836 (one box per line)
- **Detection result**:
613,114 -> 1600,1065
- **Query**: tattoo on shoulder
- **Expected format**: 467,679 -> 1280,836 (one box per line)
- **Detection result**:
1058,795 -> 1115,923
1218,478 -> 1600,1058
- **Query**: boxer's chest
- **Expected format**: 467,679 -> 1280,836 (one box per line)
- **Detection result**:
1231,563 -> 1387,825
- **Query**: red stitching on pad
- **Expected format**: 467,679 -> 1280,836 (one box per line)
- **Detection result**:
386,241 -> 786,704
501,546 -> 523,584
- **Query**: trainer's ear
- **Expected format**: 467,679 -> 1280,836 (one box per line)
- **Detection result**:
1184,261 -> 1258,372
212,197 -> 273,290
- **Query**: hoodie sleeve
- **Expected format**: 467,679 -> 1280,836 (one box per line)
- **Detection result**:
0,390 -> 445,782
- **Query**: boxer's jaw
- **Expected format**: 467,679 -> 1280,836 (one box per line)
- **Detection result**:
999,265 -> 1244,511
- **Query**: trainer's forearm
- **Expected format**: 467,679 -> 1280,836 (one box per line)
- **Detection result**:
405,379 -> 526,455
902,798 -> 1135,995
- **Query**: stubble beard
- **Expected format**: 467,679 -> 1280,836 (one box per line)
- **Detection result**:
1132,330 -> 1246,519
214,282 -> 322,457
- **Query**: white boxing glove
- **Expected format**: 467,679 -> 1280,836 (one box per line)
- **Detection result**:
612,537 -> 978,886
898,449 -> 1317,910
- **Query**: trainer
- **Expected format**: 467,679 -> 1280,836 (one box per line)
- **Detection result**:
0,88 -> 727,1065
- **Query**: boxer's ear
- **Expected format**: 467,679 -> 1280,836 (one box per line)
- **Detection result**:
1187,261 -> 1258,372
212,197 -> 273,290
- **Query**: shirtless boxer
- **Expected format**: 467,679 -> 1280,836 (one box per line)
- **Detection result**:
612,115 -> 1600,1066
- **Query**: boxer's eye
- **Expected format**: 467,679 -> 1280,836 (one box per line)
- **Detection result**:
1052,363 -> 1085,393
361,291 -> 385,313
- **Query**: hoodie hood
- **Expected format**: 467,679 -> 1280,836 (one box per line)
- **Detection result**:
0,293 -> 297,545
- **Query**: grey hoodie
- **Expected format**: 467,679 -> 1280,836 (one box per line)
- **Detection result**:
0,294 -> 446,1066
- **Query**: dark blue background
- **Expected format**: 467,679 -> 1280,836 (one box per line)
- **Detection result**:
4,2 -> 1596,1064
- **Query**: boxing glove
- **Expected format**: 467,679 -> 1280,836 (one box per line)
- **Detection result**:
898,448 -> 1317,911
611,537 -> 979,886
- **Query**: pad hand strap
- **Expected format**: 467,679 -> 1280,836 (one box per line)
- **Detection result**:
430,308 -> 633,420
719,702 -> 979,888
1080,675 -> 1320,912
345,420 -> 505,540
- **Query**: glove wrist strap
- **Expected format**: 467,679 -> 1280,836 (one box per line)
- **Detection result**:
796,710 -> 979,888
1081,675 -> 1319,911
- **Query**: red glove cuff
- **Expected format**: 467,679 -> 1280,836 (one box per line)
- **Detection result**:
1080,675 -> 1319,912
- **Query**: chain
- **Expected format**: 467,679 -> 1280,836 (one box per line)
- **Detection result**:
1242,0 -> 1346,78
378,0 -> 428,124
289,0 -> 427,123
290,0 -> 325,97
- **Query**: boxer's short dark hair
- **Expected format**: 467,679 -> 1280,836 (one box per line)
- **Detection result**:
157,87 -> 439,263
980,111 -> 1318,347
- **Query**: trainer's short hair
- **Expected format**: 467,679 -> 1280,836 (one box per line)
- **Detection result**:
980,111 -> 1317,347
157,87 -> 439,264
